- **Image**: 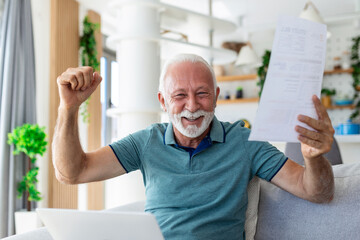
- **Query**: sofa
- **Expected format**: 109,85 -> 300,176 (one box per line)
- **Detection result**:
3,161 -> 360,240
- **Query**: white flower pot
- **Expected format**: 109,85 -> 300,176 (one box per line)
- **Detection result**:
15,210 -> 43,234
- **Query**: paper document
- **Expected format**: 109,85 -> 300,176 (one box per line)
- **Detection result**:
249,15 -> 327,142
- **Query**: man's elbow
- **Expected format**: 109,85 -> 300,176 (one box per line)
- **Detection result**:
307,186 -> 335,204
55,169 -> 79,185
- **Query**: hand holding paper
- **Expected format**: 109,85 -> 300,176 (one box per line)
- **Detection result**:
249,15 -> 328,142
296,95 -> 335,160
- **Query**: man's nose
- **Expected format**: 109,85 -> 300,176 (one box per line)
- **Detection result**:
186,94 -> 200,112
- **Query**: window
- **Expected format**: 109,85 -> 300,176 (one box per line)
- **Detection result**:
100,40 -> 118,145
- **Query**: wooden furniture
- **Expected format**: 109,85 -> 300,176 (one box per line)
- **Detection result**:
215,68 -> 357,106
216,74 -> 259,105
323,68 -> 355,109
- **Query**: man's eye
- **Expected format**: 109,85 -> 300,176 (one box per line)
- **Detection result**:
198,92 -> 208,96
175,94 -> 186,98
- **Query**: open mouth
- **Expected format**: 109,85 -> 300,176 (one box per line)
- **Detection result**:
182,116 -> 203,123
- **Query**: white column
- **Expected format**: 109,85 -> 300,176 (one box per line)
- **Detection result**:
106,0 -> 162,208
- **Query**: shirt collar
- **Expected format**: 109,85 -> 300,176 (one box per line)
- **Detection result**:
164,116 -> 225,145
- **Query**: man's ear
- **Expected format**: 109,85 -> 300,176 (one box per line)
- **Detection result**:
158,92 -> 167,112
214,87 -> 220,107
216,87 -> 220,100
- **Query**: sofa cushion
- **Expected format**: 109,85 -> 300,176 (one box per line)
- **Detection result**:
255,162 -> 360,240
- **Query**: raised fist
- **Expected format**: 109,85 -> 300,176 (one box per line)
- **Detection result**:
57,66 -> 102,109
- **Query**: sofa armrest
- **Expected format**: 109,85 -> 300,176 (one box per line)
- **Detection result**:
255,162 -> 360,240
1,227 -> 52,240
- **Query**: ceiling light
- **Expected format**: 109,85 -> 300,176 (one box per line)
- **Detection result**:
299,1 -> 331,38
235,44 -> 260,67
299,1 -> 325,24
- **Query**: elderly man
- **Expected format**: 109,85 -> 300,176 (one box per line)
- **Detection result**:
53,54 -> 334,240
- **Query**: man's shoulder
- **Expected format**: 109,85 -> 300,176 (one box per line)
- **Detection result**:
130,122 -> 168,140
220,119 -> 250,135
146,122 -> 168,133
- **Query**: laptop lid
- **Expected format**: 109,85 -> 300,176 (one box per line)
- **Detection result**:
36,208 -> 164,240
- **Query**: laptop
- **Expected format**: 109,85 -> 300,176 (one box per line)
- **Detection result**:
36,208 -> 164,240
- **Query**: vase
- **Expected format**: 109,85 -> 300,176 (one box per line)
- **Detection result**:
321,96 -> 332,108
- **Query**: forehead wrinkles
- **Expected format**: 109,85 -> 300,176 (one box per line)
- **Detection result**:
164,62 -> 213,93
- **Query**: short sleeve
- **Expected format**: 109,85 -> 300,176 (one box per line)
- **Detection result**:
243,129 -> 288,181
109,127 -> 153,173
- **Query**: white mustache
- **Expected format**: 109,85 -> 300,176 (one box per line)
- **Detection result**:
177,110 -> 207,120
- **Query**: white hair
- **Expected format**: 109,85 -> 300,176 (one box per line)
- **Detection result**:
158,54 -> 217,96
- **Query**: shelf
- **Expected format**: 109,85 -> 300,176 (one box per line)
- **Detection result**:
216,69 -> 353,82
107,0 -> 237,35
106,36 -> 237,65
326,105 -> 356,110
324,68 -> 354,75
216,74 -> 258,82
334,134 -> 360,143
217,97 -> 259,105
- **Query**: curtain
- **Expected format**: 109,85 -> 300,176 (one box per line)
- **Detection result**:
0,0 -> 36,237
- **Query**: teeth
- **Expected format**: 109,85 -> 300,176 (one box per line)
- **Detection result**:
184,117 -> 200,121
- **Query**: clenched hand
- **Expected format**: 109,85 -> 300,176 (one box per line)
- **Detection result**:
57,66 -> 102,110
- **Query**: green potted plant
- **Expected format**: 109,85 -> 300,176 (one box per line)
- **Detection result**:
236,86 -> 243,99
7,123 -> 47,233
79,15 -> 100,123
257,50 -> 271,97
350,35 -> 360,122
321,88 -> 336,108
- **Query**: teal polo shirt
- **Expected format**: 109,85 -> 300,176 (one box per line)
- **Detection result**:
110,116 -> 287,240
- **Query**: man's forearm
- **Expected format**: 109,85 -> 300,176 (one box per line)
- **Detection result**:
52,106 -> 85,184
302,156 -> 334,203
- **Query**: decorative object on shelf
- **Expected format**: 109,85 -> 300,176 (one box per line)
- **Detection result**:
334,99 -> 353,106
224,91 -> 230,100
257,50 -> 271,97
161,28 -> 188,42
341,51 -> 351,69
79,15 -> 100,123
213,65 -> 225,76
350,35 -> 360,121
321,88 -> 336,108
7,124 -> 47,211
222,41 -> 246,54
333,56 -> 342,70
240,119 -> 251,129
336,120 -> 360,135
236,86 -> 243,99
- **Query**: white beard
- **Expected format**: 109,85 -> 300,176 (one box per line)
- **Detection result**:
168,109 -> 214,138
